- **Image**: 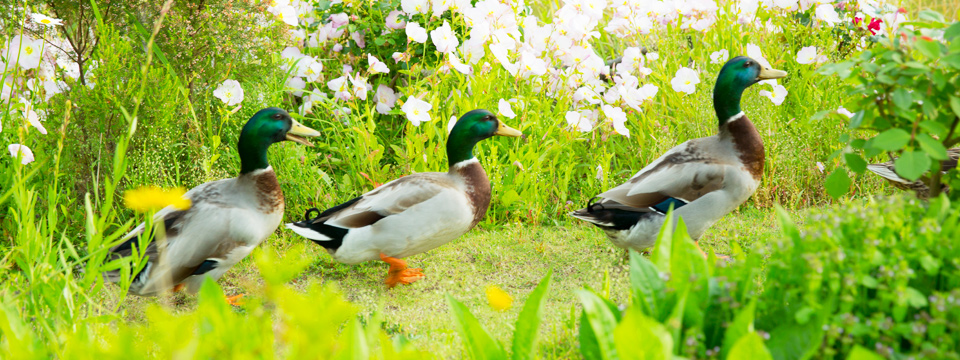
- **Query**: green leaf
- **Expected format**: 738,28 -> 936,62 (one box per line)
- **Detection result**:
860,275 -> 879,288
917,133 -> 949,160
892,88 -> 913,110
920,121 -> 949,138
871,128 -> 911,151
894,150 -> 932,181
577,290 -> 619,360
825,168 -> 852,199
727,332 -> 773,360
916,39 -> 942,59
511,272 -> 551,360
614,309 -> 673,360
846,346 -> 885,360
945,22 -> 960,40
844,153 -> 868,173
649,210 -> 674,272
905,287 -> 929,308
950,96 -> 960,118
447,296 -> 507,360
848,111 -> 865,129
722,300 -> 757,358
944,53 -> 960,69
630,252 -> 665,318
766,321 -> 825,360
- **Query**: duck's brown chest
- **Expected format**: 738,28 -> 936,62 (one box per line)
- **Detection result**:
725,116 -> 766,181
456,162 -> 492,227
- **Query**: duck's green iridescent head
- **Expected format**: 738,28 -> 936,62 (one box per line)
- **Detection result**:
713,56 -> 787,126
446,109 -> 522,167
238,107 -> 321,174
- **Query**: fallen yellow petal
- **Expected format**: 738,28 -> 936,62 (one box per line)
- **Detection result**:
486,286 -> 513,311
124,186 -> 191,213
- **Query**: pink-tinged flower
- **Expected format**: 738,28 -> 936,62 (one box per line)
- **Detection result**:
328,13 -> 349,28
746,44 -> 772,69
868,18 -> 882,34
430,21 -> 459,54
759,84 -> 788,105
30,13 -> 63,27
401,96 -> 432,126
432,0 -> 451,17
448,52 -> 473,75
5,35 -> 43,70
401,0 -> 429,15
498,99 -> 516,119
348,73 -> 369,100
565,110 -> 594,132
405,22 -> 428,43
25,109 -> 47,135
710,49 -> 729,64
796,46 -> 817,64
332,43 -> 343,52
392,52 -> 410,63
213,79 -> 244,106
815,4 -> 840,26
596,164 -> 603,180
837,106 -> 854,118
281,46 -> 303,62
326,75 -> 351,101
386,10 -> 406,30
351,31 -> 366,48
301,60 -> 323,82
8,144 -> 34,165
286,77 -> 307,97
368,54 -> 389,74
574,86 -> 604,105
518,51 -> 547,77
602,105 -> 629,137
670,67 -> 700,94
375,85 -> 397,114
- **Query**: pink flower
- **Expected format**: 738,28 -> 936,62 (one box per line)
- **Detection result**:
386,10 -> 406,30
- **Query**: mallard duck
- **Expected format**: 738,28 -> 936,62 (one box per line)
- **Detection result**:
570,56 -> 786,253
104,108 -> 320,301
867,148 -> 959,199
286,109 -> 521,287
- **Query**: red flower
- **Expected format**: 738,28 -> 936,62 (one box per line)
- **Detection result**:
898,7 -> 907,13
921,35 -> 934,41
868,18 -> 882,34
853,16 -> 863,25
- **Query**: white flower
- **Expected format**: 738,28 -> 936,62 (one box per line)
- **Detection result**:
447,115 -> 457,134
386,10 -> 406,30
401,0 -> 429,15
393,52 -> 410,63
327,75 -> 350,101
30,13 -> 63,27
837,106 -> 855,118
448,52 -> 473,75
375,85 -> 397,114
710,49 -> 729,64
285,77 -> 306,97
759,84 -> 788,105
670,67 -> 700,94
8,144 -> 34,165
213,79 -> 244,106
405,22 -> 428,43
815,4 -> 841,26
432,0 -> 451,17
6,35 -> 43,70
518,51 -> 546,77
348,73 -> 369,100
25,109 -> 47,134
430,21 -> 459,54
646,52 -> 659,61
368,54 -> 389,74
746,44 -> 771,69
596,164 -> 603,180
603,105 -> 629,137
565,110 -> 593,132
498,99 -> 516,119
401,96 -> 432,126
796,46 -> 818,64
275,5 -> 299,26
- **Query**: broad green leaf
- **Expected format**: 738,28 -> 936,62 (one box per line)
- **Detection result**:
579,311 -> 604,360
844,153 -> 867,173
944,53 -> 960,69
722,300 -> 757,358
727,333 -> 773,360
511,272 -> 552,360
919,120 -> 949,138
447,296 -> 507,360
614,309 -> 673,360
870,128 -> 911,151
577,290 -> 619,360
892,88 -> 912,110
918,9 -> 945,22
945,22 -> 960,40
847,346 -> 885,360
916,39 -> 942,59
894,150 -> 932,181
950,96 -> 960,118
905,287 -> 929,308
825,168 -> 851,199
917,133 -> 949,160
649,210 -> 674,272
766,321 -> 824,360
848,111 -> 865,129
630,252 -> 665,318
670,218 -> 709,327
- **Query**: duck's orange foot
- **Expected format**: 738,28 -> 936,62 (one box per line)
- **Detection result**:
380,253 -> 425,288
225,294 -> 245,306
173,283 -> 185,292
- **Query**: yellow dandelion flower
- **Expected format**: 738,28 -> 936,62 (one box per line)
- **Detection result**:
124,186 -> 191,212
486,286 -> 513,311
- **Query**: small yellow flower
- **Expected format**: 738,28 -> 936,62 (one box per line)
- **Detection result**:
486,286 -> 513,311
124,186 -> 191,212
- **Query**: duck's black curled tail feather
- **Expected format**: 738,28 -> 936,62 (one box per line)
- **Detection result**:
570,198 -> 648,231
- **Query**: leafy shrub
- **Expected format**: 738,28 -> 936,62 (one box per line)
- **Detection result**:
578,196 -> 960,359
822,12 -> 960,199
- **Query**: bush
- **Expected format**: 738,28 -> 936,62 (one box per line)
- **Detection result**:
578,195 -> 960,359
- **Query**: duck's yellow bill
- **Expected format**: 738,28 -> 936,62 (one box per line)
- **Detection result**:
494,121 -> 522,137
758,67 -> 788,80
286,119 -> 321,146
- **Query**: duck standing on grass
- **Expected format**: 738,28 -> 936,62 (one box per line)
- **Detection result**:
104,108 -> 320,303
867,148 -> 959,199
570,56 -> 787,255
286,109 -> 522,287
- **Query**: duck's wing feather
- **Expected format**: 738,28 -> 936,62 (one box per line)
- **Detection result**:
599,144 -> 728,209
316,172 -> 455,229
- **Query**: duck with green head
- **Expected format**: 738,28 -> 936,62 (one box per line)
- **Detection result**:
105,107 -> 320,301
571,56 -> 787,254
287,109 -> 522,287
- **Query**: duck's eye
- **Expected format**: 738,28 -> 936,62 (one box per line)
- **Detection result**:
745,61 -> 753,67
272,114 -> 284,120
